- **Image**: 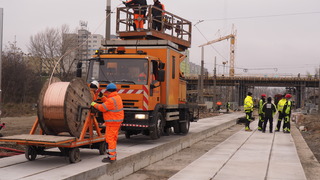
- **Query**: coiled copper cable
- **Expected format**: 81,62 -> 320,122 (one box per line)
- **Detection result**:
38,78 -> 91,137
43,82 -> 70,120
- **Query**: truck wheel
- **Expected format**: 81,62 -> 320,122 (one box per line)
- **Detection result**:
25,146 -> 37,161
125,131 -> 131,139
179,119 -> 190,134
173,121 -> 180,134
150,112 -> 164,140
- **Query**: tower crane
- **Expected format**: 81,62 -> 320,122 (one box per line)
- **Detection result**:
199,29 -> 236,76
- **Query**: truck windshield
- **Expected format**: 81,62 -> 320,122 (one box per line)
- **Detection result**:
87,58 -> 148,85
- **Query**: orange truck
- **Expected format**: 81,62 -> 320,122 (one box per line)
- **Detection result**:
77,6 -> 199,139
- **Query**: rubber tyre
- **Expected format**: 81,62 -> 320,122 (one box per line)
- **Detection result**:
180,112 -> 190,134
99,141 -> 107,155
125,131 -> 131,139
25,146 -> 37,161
69,148 -> 81,163
150,112 -> 164,140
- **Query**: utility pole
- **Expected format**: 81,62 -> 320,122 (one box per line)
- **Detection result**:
197,47 -> 204,104
318,65 -> 320,115
213,57 -> 217,111
105,0 -> 111,42
0,8 -> 3,118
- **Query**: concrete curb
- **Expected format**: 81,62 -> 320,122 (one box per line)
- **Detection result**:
71,115 -> 240,180
291,123 -> 320,180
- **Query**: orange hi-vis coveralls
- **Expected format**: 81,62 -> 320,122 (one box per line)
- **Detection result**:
124,0 -> 147,30
93,91 -> 124,160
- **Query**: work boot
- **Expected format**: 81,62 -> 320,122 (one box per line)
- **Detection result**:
102,157 -> 115,163
245,129 -> 252,132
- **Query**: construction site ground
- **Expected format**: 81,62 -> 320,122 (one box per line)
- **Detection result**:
0,113 -> 320,179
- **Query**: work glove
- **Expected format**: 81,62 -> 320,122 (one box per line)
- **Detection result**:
98,92 -> 104,98
91,102 -> 97,107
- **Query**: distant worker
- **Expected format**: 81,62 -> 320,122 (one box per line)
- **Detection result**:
258,94 -> 266,131
262,97 -> 277,133
275,94 -> 287,132
282,94 -> 293,133
226,102 -> 230,113
244,92 -> 254,131
123,0 -> 147,31
151,0 -> 165,31
91,83 -> 124,163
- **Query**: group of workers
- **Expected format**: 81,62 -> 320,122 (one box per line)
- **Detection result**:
244,92 -> 293,133
123,0 -> 165,31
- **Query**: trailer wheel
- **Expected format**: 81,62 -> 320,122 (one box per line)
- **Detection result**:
99,141 -> 107,155
69,148 -> 81,163
25,146 -> 37,161
150,112 -> 164,140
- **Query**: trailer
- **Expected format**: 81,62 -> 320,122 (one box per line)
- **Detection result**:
0,78 -> 106,163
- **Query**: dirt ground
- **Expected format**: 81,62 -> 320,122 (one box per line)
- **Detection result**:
295,114 -> 320,161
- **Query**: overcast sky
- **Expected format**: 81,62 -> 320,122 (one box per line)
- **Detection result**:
1,0 -> 319,76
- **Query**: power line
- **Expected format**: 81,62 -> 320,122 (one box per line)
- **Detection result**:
194,11 -> 320,22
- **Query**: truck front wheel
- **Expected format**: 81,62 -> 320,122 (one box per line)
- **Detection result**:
150,112 -> 164,140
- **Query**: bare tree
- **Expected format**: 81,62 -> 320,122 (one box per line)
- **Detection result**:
1,42 -> 41,104
28,24 -> 78,81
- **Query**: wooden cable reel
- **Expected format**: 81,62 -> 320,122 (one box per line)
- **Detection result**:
37,78 -> 92,137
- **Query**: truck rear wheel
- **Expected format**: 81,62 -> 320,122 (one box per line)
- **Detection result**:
179,119 -> 190,134
150,112 -> 164,140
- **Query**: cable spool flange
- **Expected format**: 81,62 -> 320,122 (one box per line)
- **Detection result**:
37,78 -> 91,137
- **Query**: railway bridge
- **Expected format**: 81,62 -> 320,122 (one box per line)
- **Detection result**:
185,75 -> 320,108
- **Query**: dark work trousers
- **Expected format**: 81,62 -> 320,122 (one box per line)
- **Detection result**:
276,112 -> 285,131
283,115 -> 291,132
152,16 -> 162,31
263,115 -> 273,132
245,111 -> 253,130
258,113 -> 264,130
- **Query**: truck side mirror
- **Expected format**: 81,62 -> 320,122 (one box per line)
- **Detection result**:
76,62 -> 82,77
159,62 -> 165,69
157,69 -> 165,82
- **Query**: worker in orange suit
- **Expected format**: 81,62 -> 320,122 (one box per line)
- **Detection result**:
89,80 -> 104,124
91,83 -> 124,163
123,0 -> 147,31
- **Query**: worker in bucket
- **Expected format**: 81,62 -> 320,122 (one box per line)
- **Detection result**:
258,94 -> 266,131
123,0 -> 147,31
282,94 -> 293,133
244,92 -> 254,131
91,83 -> 124,163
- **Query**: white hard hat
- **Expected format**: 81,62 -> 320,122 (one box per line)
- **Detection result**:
90,80 -> 99,88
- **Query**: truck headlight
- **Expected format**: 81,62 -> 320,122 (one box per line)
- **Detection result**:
135,114 -> 148,119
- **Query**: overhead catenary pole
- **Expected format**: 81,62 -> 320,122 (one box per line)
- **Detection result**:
198,47 -> 204,104
0,8 -> 3,118
213,57 -> 217,111
105,0 -> 111,42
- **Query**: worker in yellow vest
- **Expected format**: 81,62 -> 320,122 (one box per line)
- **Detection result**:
244,92 -> 254,131
275,94 -> 287,132
282,94 -> 293,133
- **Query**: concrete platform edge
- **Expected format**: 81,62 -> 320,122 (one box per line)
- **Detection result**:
65,116 -> 240,180
291,123 -> 320,180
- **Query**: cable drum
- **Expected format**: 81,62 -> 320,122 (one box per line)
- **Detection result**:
37,78 -> 91,137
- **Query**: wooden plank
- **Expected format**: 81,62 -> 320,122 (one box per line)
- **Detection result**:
0,134 -> 76,143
